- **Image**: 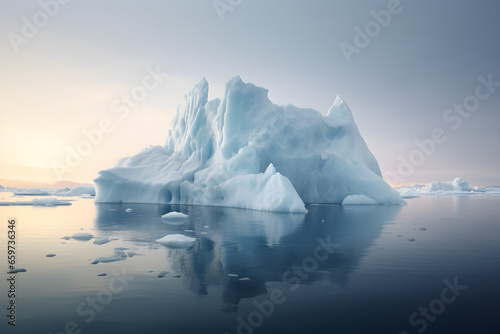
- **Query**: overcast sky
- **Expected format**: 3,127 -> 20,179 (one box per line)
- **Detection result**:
1,0 -> 499,186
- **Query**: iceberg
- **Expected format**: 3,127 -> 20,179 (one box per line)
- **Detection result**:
94,76 -> 405,212
397,177 -> 500,198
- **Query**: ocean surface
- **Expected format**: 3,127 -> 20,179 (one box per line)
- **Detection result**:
1,195 -> 499,334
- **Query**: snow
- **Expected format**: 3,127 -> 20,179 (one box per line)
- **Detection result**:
0,197 -> 72,206
156,234 -> 196,248
397,177 -> 500,198
94,76 -> 405,212
71,232 -> 93,241
342,194 -> 377,205
161,212 -> 189,221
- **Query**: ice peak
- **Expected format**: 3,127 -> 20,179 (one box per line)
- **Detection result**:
326,95 -> 354,122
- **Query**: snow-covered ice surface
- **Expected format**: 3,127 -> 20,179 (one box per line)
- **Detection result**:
396,177 -> 500,198
156,234 -> 196,248
94,77 -> 404,212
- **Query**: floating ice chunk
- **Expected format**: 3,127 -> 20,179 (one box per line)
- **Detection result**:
342,194 -> 377,205
14,189 -> 51,196
239,277 -> 250,281
156,234 -> 196,248
65,185 -> 95,196
125,208 -> 133,213
228,274 -> 238,277
46,254 -> 56,257
0,198 -> 72,206
93,237 -> 112,245
9,268 -> 27,273
158,271 -> 169,278
161,212 -> 188,221
91,249 -> 127,264
71,232 -> 93,241
127,251 -> 140,257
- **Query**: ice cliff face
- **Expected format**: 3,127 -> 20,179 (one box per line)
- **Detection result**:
94,76 -> 405,212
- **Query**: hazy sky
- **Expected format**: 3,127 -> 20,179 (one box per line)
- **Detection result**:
1,0 -> 499,186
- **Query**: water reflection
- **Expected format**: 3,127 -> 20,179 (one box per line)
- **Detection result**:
94,203 -> 401,311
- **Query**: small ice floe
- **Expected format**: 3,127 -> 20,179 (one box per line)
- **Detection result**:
0,198 -> 72,206
91,249 -> 127,264
161,212 -> 188,221
155,234 -> 196,248
158,271 -> 169,278
93,237 -> 112,245
108,208 -> 117,211
97,273 -> 107,277
14,189 -> 51,196
239,277 -> 250,281
228,274 -> 238,277
407,238 -> 416,242
321,220 -> 325,222
46,254 -> 56,257
127,251 -> 140,258
184,229 -> 195,233
71,232 -> 93,241
419,227 -> 427,231
125,208 -> 133,213
9,268 -> 27,273
61,236 -> 71,240
203,226 -> 209,229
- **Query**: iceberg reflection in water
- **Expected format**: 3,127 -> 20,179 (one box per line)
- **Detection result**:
4,197 -> 498,334
93,203 -> 400,313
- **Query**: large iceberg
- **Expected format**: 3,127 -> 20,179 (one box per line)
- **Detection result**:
94,76 -> 404,212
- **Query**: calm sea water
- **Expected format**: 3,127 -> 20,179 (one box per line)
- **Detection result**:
1,196 -> 499,334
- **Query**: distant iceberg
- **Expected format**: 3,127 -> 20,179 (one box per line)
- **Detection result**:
94,76 -> 405,212
397,177 -> 500,198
